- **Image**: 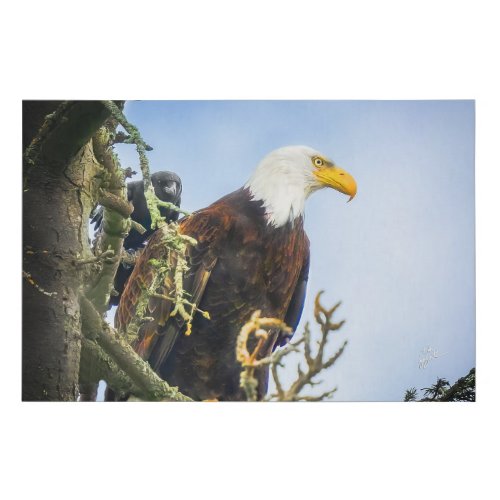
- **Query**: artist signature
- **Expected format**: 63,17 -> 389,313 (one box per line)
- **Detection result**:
418,346 -> 447,369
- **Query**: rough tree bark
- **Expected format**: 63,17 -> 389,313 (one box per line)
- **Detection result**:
22,101 -> 112,401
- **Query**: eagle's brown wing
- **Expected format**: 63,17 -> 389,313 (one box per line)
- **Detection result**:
115,206 -> 232,372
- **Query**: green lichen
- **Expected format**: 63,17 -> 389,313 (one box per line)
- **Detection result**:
124,222 -> 209,344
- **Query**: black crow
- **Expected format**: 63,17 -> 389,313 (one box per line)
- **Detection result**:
124,171 -> 182,248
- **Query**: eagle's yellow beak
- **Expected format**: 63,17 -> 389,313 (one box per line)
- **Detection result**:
314,165 -> 357,202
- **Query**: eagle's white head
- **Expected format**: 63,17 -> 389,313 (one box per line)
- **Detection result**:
245,145 -> 357,227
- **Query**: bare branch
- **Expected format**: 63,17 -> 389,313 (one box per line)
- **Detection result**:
322,341 -> 348,371
294,388 -> 338,402
235,310 -> 291,401
266,292 -> 348,402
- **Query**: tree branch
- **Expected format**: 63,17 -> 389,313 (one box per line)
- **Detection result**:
97,190 -> 133,219
85,126 -> 131,312
235,310 -> 291,401
112,130 -> 153,150
79,337 -> 141,399
246,292 -> 350,402
100,100 -> 181,230
24,101 -> 119,171
100,100 -> 152,190
79,296 -> 192,401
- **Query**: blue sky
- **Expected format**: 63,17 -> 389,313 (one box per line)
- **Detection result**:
112,100 -> 475,401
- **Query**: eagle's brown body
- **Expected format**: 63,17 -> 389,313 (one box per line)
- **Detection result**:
116,187 -> 309,401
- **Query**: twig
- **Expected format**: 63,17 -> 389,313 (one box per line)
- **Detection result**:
100,101 -> 152,190
235,310 -> 291,401
167,229 -> 210,335
264,292 -> 348,402
74,249 -> 116,266
126,223 -> 208,343
269,338 -> 304,400
155,199 -> 192,218
122,167 -> 137,178
296,389 -> 339,402
130,220 -> 147,235
269,327 -> 347,402
112,131 -> 153,151
97,189 -> 133,219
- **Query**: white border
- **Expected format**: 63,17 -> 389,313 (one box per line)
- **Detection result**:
4,1 -> 499,498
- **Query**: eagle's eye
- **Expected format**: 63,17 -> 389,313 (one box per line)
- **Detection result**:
313,157 -> 324,167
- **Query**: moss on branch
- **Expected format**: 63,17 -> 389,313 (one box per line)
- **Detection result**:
80,338 -> 141,399
85,126 -> 131,312
24,101 -> 117,172
100,101 -> 152,188
100,100 -> 186,230
80,296 -> 192,401
125,223 -> 208,343
97,190 -> 133,219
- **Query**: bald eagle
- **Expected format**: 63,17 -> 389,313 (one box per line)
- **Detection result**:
116,146 -> 356,401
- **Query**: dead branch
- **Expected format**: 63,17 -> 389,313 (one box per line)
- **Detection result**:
235,310 -> 291,401
268,292 -> 348,401
236,291 -> 348,402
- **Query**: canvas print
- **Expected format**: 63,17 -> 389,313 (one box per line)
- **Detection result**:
22,100 -> 475,402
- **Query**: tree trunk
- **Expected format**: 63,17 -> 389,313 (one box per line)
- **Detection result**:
22,101 -> 110,400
